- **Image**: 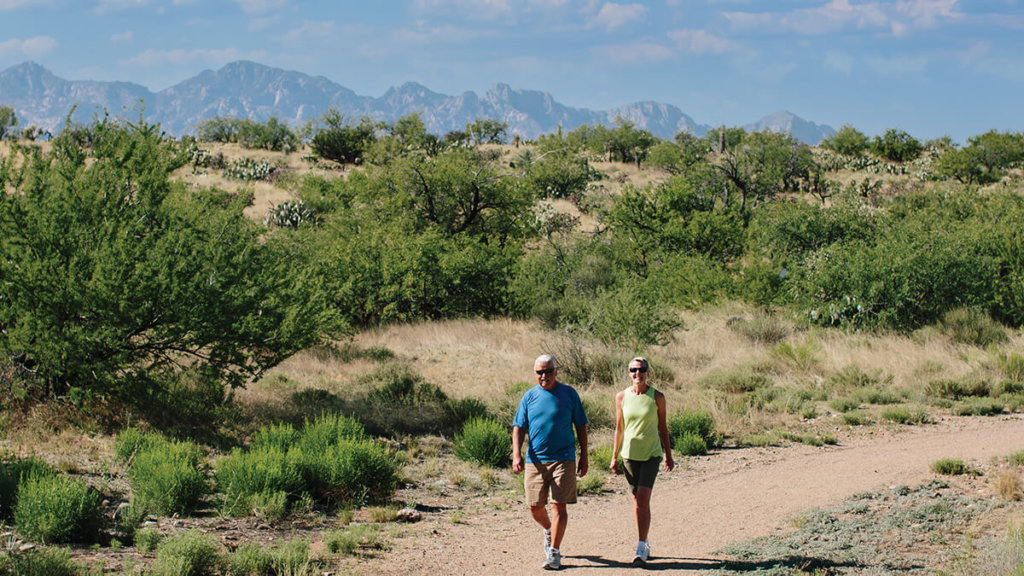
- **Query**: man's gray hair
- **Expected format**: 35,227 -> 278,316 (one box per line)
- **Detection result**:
535,354 -> 557,369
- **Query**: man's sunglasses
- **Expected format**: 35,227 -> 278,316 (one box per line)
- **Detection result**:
535,368 -> 555,375
629,366 -> 649,374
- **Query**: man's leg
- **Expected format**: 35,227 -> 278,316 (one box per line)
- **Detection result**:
550,502 -> 568,549
530,504 -> 552,530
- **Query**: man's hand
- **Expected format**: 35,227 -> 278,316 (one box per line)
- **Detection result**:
577,454 -> 589,477
512,455 -> 524,474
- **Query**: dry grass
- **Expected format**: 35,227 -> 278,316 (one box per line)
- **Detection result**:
995,468 -> 1023,502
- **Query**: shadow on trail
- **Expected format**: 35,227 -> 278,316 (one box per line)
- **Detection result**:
570,554 -> 865,572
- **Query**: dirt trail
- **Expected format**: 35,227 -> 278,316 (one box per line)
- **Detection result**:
363,415 -> 1024,575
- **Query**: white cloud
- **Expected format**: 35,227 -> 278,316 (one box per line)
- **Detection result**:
0,0 -> 53,9
232,0 -> 286,15
0,35 -> 57,58
591,2 -> 647,31
111,31 -> 134,43
865,53 -> 930,75
281,20 -> 336,42
94,0 -> 149,14
667,29 -> 734,54
724,0 -> 961,36
594,40 -> 673,65
393,23 -> 489,44
121,47 -> 264,68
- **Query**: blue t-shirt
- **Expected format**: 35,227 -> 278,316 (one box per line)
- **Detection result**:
513,382 -> 588,463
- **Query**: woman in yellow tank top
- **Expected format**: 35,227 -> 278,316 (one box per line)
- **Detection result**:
610,356 -> 675,565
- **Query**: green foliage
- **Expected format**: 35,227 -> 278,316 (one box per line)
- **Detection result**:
115,428 -> 165,462
228,538 -> 312,576
727,314 -> 790,345
134,526 -> 162,553
0,104 -> 17,140
699,366 -> 773,394
820,124 -> 869,157
0,118 -> 343,403
195,116 -> 298,152
770,338 -> 821,371
882,405 -> 929,425
997,352 -> 1024,383
940,307 -> 1007,347
668,410 -> 717,450
931,458 -> 968,476
324,525 -> 382,556
453,417 -> 512,468
224,157 -> 276,181
842,410 -> 871,426
871,128 -> 923,163
588,445 -> 616,471
952,397 -> 1003,416
1009,451 -> 1024,467
153,530 -> 223,576
714,131 -> 814,218
0,546 -> 81,576
519,148 -> 592,199
13,474 -> 104,544
217,413 -> 395,516
311,111 -> 378,165
0,455 -> 54,520
126,439 -> 207,516
466,118 -> 508,145
576,472 -> 606,495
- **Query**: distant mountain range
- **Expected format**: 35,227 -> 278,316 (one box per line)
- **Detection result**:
0,61 -> 835,144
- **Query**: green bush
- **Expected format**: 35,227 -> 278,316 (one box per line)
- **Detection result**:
153,530 -> 222,576
931,458 -> 968,476
250,422 -> 300,452
127,440 -> 207,516
673,432 -> 708,456
842,410 -> 871,426
1009,451 -> 1024,467
324,525 -> 382,556
228,538 -> 312,575
454,418 -> 512,468
668,410 -> 717,449
0,455 -> 54,520
115,428 -> 166,462
216,446 -> 304,517
953,398 -> 1003,416
135,526 -> 162,553
998,352 -> 1024,383
699,367 -> 772,394
0,546 -> 81,576
829,396 -> 861,413
882,405 -> 929,425
576,472 -> 606,495
941,307 -> 1007,347
295,413 -> 367,453
727,314 -> 790,345
13,474 -> 104,544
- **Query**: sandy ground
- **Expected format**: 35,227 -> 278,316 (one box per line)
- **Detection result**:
353,414 -> 1024,575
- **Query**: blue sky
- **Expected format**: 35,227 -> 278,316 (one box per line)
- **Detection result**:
1,0 -> 1022,143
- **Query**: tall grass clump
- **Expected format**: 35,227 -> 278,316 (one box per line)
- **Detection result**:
453,418 -> 511,468
0,546 -> 82,576
995,469 -> 1022,502
356,361 -> 479,435
770,337 -> 822,372
228,538 -> 313,576
997,351 -> 1024,383
153,530 -> 223,576
668,410 -> 716,455
931,458 -> 969,475
698,366 -> 773,394
1009,450 -> 1024,467
324,525 -> 383,556
115,427 -> 166,462
13,474 -> 104,544
941,306 -> 1008,347
216,413 -> 397,517
125,439 -> 207,516
0,454 -> 54,519
882,405 -> 929,425
727,313 -> 790,345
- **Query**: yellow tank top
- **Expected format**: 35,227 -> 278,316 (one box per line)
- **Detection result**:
620,386 -> 661,461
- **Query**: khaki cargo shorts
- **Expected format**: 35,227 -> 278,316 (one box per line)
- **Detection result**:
524,460 -> 577,506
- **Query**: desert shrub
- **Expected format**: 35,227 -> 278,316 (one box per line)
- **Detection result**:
883,405 -> 929,425
779,431 -> 837,447
443,397 -> 490,431
825,365 -> 880,392
134,526 -> 162,553
925,378 -> 991,400
727,314 -> 790,345
548,338 -> 624,387
829,396 -> 861,413
842,410 -> 871,426
126,439 -> 206,516
871,128 -> 923,163
995,470 -> 1022,502
578,391 -> 614,430
576,472 -> 606,495
251,422 -> 300,452
848,387 -> 902,406
114,428 -> 167,462
216,446 -> 304,517
588,445 -> 616,471
224,157 -> 276,181
668,410 -> 717,449
295,413 -> 367,453
356,362 -> 452,436
264,200 -> 320,228
931,458 -> 968,475
153,530 -> 222,576
229,538 -> 313,575
953,398 -> 1004,416
453,418 -> 511,468
0,455 -> 54,519
307,439 -> 397,505
324,525 -> 382,556
673,432 -> 708,456
1010,451 -> 1024,467
941,307 -> 1008,347
699,367 -> 772,394
770,338 -> 822,371
997,351 -> 1024,383
13,474 -> 104,544
0,546 -> 81,576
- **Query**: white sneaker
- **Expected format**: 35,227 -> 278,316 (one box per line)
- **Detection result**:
543,548 -> 562,570
543,529 -> 552,553
632,541 -> 649,565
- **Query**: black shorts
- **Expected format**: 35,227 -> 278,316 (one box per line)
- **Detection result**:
622,457 -> 661,492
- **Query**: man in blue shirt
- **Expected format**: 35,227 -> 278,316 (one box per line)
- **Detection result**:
512,354 -> 589,571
